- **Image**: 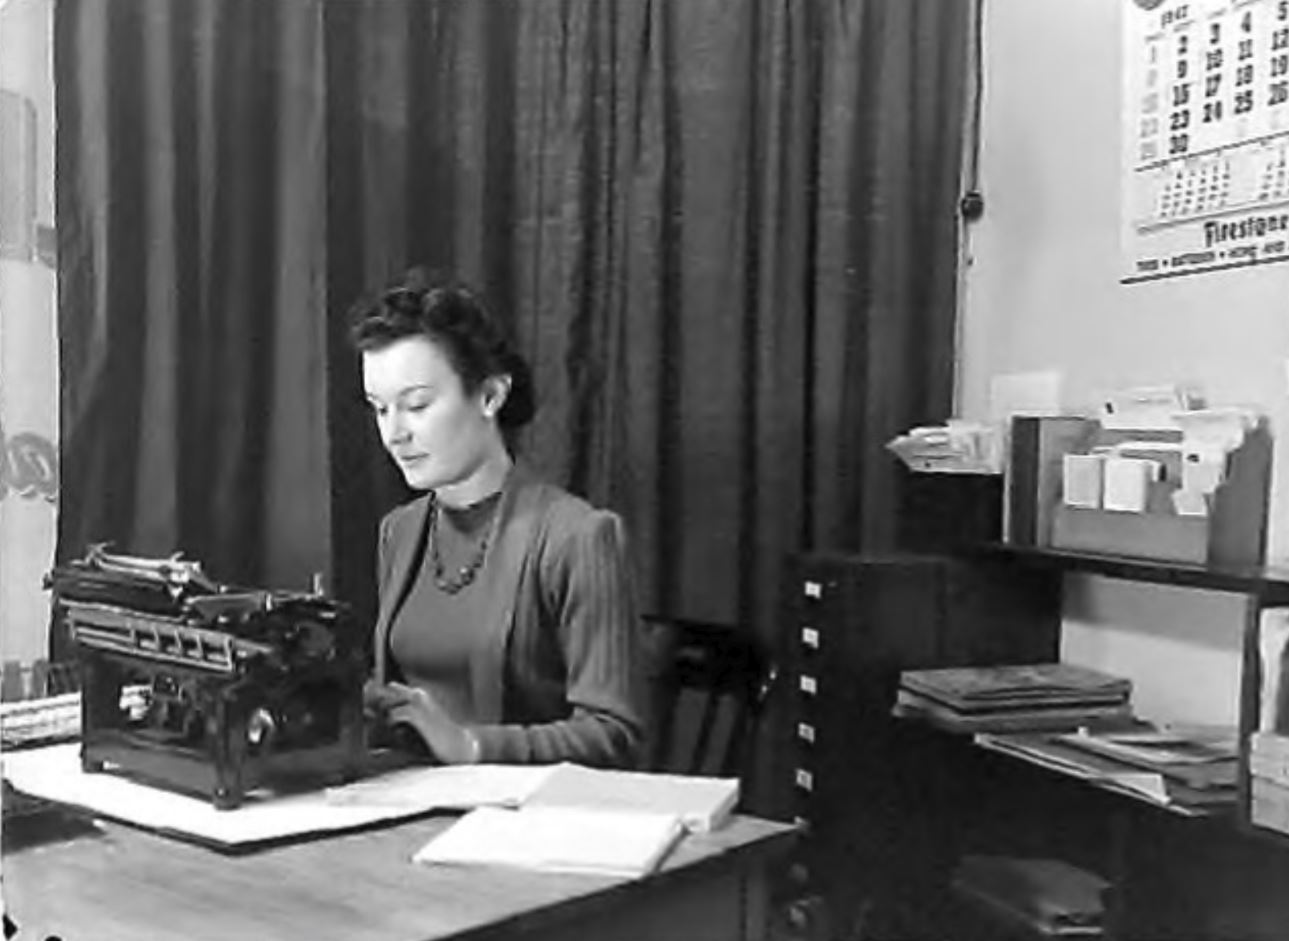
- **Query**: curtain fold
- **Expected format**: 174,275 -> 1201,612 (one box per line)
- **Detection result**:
812,0 -> 969,553
55,0 -> 331,643
55,0 -> 967,672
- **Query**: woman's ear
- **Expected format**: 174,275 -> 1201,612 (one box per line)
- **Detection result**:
481,374 -> 512,419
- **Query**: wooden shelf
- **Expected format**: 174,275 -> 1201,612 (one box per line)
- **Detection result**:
971,543 -> 1289,605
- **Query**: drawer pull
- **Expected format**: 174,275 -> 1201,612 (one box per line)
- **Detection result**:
794,768 -> 814,792
803,581 -> 823,599
797,722 -> 815,743
801,626 -> 820,649
799,675 -> 818,695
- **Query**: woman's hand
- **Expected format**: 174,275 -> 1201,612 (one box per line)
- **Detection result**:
373,681 -> 481,765
363,678 -> 412,717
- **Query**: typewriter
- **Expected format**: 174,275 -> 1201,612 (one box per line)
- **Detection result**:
46,545 -> 367,809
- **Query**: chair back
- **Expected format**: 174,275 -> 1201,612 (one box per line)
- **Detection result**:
643,614 -> 777,783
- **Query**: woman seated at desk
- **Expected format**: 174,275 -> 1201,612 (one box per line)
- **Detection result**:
353,268 -> 647,769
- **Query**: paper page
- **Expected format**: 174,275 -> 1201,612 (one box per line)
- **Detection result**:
1057,728 -> 1236,767
325,762 -> 558,810
1104,772 -> 1171,806
413,805 -> 685,877
523,763 -> 739,833
2,743 -> 421,847
974,734 -> 1100,781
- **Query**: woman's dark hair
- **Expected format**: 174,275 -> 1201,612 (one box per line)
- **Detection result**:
349,267 -> 536,432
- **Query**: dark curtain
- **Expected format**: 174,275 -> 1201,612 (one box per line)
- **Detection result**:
54,0 -> 332,630
55,0 -> 967,668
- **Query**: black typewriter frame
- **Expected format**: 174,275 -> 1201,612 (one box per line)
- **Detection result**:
48,549 -> 369,811
79,645 -> 366,810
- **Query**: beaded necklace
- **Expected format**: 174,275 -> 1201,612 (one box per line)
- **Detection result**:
428,494 -> 499,594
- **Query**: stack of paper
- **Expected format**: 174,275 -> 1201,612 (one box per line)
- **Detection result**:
975,727 -> 1236,814
0,744 -> 422,848
894,664 -> 1133,734
413,805 -> 686,877
886,421 -> 1003,475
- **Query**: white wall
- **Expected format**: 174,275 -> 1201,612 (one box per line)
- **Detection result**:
0,0 -> 58,677
959,0 -> 1289,727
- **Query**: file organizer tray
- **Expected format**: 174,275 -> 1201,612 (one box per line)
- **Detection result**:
1047,420 -> 1271,568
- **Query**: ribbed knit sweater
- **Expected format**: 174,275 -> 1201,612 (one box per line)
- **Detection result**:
371,462 -> 648,768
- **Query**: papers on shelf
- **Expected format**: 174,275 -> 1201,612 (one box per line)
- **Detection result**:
1056,727 -> 1237,767
1099,384 -> 1203,431
886,420 -> 1002,475
899,663 -> 1132,712
893,688 -> 1133,734
1172,406 -> 1260,451
974,725 -> 1237,816
413,805 -> 686,878
974,734 -> 1183,811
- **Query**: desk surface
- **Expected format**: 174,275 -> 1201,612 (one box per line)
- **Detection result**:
4,812 -> 795,941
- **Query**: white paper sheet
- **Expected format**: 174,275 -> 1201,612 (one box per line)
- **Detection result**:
2,744 -> 426,847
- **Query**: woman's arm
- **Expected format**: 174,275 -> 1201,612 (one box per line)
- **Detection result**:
471,509 -> 649,768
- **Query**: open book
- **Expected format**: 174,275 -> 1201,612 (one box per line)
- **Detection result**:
523,763 -> 739,833
326,761 -> 739,833
413,805 -> 686,877
407,763 -> 738,877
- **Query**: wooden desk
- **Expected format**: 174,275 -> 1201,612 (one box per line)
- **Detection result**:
4,813 -> 795,941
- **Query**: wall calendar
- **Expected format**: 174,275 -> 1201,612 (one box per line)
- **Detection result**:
1123,0 -> 1289,281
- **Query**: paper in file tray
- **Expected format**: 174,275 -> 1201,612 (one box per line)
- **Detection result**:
900,664 -> 1131,714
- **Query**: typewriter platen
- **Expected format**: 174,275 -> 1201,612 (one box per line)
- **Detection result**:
46,546 -> 367,809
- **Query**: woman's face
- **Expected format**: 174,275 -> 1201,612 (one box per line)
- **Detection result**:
362,335 -> 502,492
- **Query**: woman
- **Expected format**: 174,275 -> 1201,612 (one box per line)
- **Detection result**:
352,269 -> 647,769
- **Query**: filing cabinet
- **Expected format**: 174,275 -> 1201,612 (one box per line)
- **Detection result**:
776,551 -> 1061,937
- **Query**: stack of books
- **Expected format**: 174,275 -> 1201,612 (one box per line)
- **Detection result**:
1250,731 -> 1289,834
893,663 -> 1133,734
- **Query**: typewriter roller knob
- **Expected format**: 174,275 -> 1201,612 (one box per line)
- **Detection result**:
247,707 -> 277,749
